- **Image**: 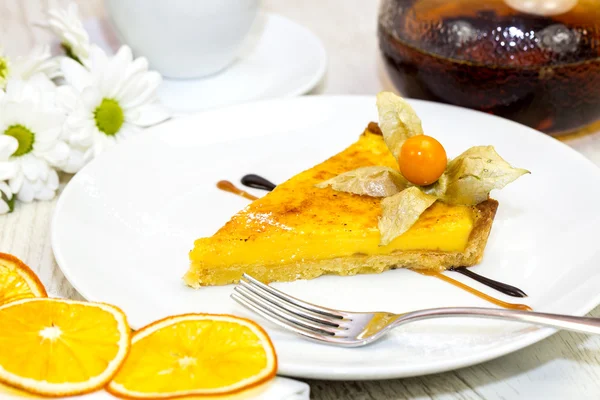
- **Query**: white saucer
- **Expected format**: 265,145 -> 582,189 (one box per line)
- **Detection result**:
84,12 -> 327,115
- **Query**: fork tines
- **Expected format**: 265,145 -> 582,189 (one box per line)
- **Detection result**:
231,274 -> 349,341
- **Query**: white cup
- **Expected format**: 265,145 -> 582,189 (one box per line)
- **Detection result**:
104,0 -> 260,79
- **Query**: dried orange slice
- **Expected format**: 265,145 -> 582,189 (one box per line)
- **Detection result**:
0,381 -> 39,398
0,298 -> 130,397
107,314 -> 277,399
0,253 -> 46,306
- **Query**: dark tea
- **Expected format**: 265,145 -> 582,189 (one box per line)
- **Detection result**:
378,0 -> 600,135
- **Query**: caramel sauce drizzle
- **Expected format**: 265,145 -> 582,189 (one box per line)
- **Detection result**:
450,267 -> 527,298
216,180 -> 258,201
241,174 -> 277,191
416,270 -> 532,311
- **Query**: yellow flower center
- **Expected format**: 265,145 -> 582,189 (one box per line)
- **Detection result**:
0,56 -> 9,88
4,124 -> 34,157
94,98 -> 124,136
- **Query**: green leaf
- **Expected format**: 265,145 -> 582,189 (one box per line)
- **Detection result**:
61,42 -> 82,64
376,92 -> 424,160
378,187 -> 437,246
7,195 -> 14,212
430,146 -> 530,206
315,166 -> 409,197
0,187 -> 14,213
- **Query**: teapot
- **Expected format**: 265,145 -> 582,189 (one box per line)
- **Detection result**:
378,0 -> 600,135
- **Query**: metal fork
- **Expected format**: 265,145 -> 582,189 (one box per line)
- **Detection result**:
231,274 -> 600,347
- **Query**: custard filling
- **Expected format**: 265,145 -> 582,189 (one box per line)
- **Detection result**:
190,202 -> 474,268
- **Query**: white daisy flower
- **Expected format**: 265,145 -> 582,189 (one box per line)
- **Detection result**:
53,85 -> 92,173
0,45 -> 60,88
60,45 -> 170,161
0,75 -> 69,202
46,2 -> 91,67
0,181 -> 13,214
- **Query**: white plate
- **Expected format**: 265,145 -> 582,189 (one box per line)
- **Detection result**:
52,96 -> 600,380
85,13 -> 327,115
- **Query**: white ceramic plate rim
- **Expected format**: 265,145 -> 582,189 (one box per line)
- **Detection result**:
51,96 -> 600,380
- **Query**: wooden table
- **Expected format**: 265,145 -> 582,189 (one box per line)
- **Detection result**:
2,1 -> 600,399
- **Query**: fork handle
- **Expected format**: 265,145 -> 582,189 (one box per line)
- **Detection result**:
397,307 -> 600,335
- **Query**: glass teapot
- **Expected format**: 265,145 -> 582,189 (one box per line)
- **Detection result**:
378,0 -> 600,135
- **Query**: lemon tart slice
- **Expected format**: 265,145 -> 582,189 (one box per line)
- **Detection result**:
185,125 -> 498,288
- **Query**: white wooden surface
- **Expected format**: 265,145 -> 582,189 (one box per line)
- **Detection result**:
1,0 -> 600,399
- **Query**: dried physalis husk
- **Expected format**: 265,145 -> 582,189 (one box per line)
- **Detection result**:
427,146 -> 530,206
378,187 -> 437,246
315,166 -> 409,197
376,92 -> 423,160
316,92 -> 529,246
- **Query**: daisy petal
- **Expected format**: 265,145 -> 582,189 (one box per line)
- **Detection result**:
92,133 -> 115,156
55,85 -> 79,111
61,57 -> 92,91
16,179 -> 34,203
115,123 -> 140,141
47,169 -> 59,191
123,57 -> 149,82
35,186 -> 56,201
114,45 -> 134,65
66,120 -> 96,147
89,45 -> 109,78
0,201 -> 8,214
10,45 -> 61,81
5,79 -> 30,103
126,102 -> 170,127
34,122 -> 55,145
9,172 -> 23,193
120,72 -> 162,109
61,148 -> 86,173
81,86 -> 102,110
26,72 -> 56,92
0,136 -> 18,160
0,161 -> 17,181
21,156 -> 41,181
102,46 -> 133,97
3,102 -> 34,128
0,182 -> 11,199
44,141 -> 70,167
40,164 -> 49,183
114,57 -> 149,100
